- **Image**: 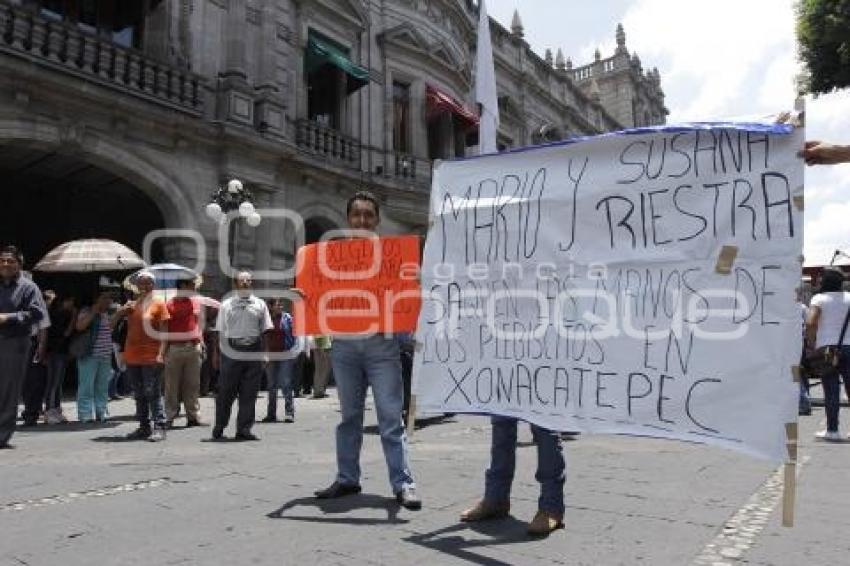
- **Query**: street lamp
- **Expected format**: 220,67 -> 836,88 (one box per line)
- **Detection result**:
205,179 -> 261,225
205,178 -> 262,266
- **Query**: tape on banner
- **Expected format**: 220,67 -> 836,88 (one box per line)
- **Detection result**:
785,422 -> 799,462
715,245 -> 738,275
793,195 -> 804,211
785,422 -> 798,441
791,365 -> 801,383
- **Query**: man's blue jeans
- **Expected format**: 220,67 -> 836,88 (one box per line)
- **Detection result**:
484,416 -> 566,516
331,335 -> 415,492
267,358 -> 296,418
127,365 -> 165,429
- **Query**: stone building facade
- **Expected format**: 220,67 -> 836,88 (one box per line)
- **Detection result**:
0,0 -> 666,292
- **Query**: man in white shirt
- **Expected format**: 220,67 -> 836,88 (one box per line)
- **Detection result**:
212,271 -> 273,441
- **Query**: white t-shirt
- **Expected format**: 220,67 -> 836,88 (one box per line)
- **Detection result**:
810,291 -> 850,348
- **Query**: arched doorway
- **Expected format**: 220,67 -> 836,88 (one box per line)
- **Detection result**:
0,145 -> 167,297
304,216 -> 339,244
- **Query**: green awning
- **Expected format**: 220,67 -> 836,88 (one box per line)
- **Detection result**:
305,33 -> 369,93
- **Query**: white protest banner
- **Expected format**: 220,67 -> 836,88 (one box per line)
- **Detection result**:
412,122 -> 803,462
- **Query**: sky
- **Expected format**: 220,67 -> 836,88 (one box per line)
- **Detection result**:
487,0 -> 850,266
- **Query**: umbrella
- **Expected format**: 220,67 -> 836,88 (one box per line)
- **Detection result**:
34,239 -> 146,273
124,263 -> 200,291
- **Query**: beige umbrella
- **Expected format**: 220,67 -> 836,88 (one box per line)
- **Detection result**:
33,238 -> 146,273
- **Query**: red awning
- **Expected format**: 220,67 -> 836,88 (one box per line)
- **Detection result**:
426,85 -> 479,128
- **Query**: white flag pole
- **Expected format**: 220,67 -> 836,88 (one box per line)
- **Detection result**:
475,0 -> 500,155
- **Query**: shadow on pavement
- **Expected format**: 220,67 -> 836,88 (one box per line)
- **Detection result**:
91,435 -> 144,443
402,519 -> 538,566
17,421 -> 120,434
267,494 -> 408,525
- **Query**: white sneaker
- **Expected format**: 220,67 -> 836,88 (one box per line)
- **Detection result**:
815,429 -> 842,441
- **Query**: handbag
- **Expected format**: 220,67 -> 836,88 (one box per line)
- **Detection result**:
68,311 -> 101,359
805,303 -> 850,377
67,330 -> 91,359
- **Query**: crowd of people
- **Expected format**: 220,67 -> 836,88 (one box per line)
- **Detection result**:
0,263 -> 348,439
1,139 -> 848,537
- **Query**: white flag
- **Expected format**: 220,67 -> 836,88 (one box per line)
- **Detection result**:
475,0 -> 499,155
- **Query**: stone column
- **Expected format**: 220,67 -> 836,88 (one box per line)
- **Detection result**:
217,0 -> 254,126
254,0 -> 286,135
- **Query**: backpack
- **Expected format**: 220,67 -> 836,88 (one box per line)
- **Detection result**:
280,313 -> 296,351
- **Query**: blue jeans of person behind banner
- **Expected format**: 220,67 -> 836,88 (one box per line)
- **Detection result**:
484,416 -> 566,516
267,358 -> 296,418
127,364 -> 166,429
822,346 -> 850,432
799,381 -> 812,414
331,335 -> 415,492
76,355 -> 111,421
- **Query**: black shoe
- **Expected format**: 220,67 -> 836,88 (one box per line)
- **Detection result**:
186,419 -> 205,427
0,442 -> 14,449
234,432 -> 260,442
261,416 -> 277,423
126,427 -> 152,440
395,486 -> 422,510
315,481 -> 362,499
21,418 -> 37,427
211,427 -> 225,441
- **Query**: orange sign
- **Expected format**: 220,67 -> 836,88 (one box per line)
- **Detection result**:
293,235 -> 422,335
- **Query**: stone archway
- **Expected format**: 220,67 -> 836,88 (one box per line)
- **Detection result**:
0,118 -> 198,231
0,118 -> 200,285
298,201 -> 346,244
304,216 -> 340,244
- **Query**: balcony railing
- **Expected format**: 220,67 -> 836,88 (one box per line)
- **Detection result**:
0,2 -> 204,115
295,119 -> 360,169
394,152 -> 417,179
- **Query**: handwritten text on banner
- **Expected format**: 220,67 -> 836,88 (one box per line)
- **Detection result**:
412,125 -> 803,462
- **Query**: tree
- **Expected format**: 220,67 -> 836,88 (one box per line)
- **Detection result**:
796,0 -> 850,94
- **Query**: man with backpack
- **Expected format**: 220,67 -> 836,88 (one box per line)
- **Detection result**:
263,298 -> 299,423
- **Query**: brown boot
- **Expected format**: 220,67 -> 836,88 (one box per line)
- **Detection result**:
527,510 -> 564,536
459,500 -> 510,522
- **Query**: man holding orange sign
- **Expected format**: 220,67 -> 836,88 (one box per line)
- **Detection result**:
294,191 -> 421,510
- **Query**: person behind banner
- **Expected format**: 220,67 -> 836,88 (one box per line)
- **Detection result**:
212,271 -> 273,442
460,417 -> 566,537
298,190 -> 421,510
806,268 -> 850,441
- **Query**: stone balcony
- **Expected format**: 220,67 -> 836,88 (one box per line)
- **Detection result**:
392,151 -> 431,190
295,118 -> 361,170
0,1 -> 205,116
